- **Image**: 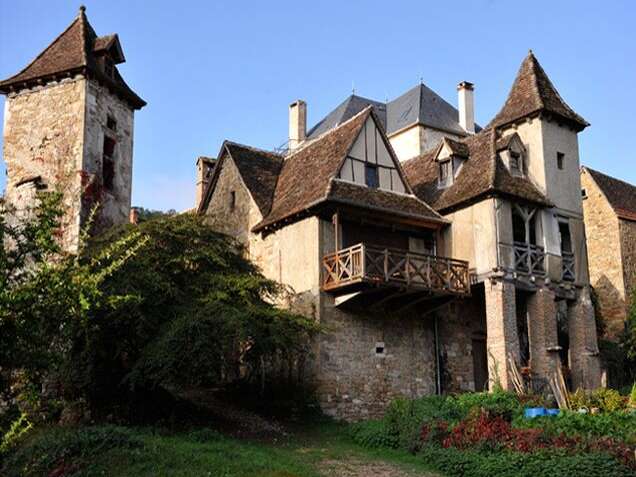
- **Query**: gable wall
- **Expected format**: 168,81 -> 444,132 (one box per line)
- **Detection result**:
203,156 -> 260,248
619,218 -> 636,318
580,170 -> 626,338
338,116 -> 405,193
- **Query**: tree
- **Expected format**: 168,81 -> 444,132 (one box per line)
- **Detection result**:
0,193 -> 147,424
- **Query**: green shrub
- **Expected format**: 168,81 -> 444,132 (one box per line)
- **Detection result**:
570,387 -> 627,412
187,428 -> 224,443
451,390 -> 525,420
513,410 -> 636,445
419,444 -> 633,477
1,425 -> 143,477
349,420 -> 398,448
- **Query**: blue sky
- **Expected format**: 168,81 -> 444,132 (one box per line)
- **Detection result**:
1,0 -> 634,211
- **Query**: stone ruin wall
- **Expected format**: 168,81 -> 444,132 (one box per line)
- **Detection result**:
3,77 -> 87,251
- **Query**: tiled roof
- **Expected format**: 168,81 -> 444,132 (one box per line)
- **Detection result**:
488,51 -> 588,132
0,7 -> 145,109
307,83 -> 480,140
403,128 -> 551,213
326,180 -> 442,222
255,108 -> 374,230
584,167 -> 636,221
225,143 -> 284,216
441,137 -> 469,157
210,107 -> 445,232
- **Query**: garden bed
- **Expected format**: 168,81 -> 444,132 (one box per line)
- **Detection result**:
350,389 -> 636,477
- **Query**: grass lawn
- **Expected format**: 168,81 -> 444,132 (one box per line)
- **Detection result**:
1,421 -> 441,477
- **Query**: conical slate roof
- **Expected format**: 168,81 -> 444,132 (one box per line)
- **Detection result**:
0,6 -> 145,109
488,51 -> 588,131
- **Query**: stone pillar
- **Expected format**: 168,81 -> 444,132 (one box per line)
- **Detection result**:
527,288 -> 560,383
568,287 -> 602,389
484,279 -> 519,390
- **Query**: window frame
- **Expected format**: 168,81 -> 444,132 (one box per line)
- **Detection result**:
438,159 -> 452,187
557,151 -> 565,170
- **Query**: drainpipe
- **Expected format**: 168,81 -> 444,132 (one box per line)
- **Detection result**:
433,315 -> 442,395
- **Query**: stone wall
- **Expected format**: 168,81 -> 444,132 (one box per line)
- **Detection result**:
581,170 -> 626,339
619,218 -> 636,314
567,287 -> 602,389
3,77 -> 87,250
484,279 -> 519,390
82,79 -> 135,231
204,156 -> 258,248
526,288 -> 559,382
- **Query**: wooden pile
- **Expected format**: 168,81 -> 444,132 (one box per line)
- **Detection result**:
549,366 -> 571,410
507,355 -> 526,395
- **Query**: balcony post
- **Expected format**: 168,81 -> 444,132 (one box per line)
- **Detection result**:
332,211 -> 340,253
383,249 -> 389,281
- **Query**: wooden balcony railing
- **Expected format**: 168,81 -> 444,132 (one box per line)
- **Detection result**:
500,242 -> 546,276
562,251 -> 575,282
322,243 -> 470,295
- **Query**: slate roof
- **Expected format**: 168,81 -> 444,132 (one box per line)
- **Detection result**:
488,51 -> 587,132
0,7 -> 145,109
307,83 -> 479,140
584,167 -> 636,221
403,128 -> 551,213
306,95 -> 386,138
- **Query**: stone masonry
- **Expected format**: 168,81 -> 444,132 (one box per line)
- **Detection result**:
484,279 -> 520,390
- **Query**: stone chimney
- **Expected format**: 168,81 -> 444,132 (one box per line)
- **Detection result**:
196,156 -> 216,209
457,81 -> 475,134
129,207 -> 139,224
289,100 -> 307,152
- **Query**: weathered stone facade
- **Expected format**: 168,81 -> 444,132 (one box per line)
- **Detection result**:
581,168 -> 635,339
1,8 -> 144,250
3,78 -> 87,250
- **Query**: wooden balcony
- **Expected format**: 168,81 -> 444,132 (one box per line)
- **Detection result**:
561,252 -> 575,282
500,241 -> 546,276
322,243 -> 470,296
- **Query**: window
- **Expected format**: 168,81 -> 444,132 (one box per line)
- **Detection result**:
230,191 -> 236,211
102,136 -> 116,191
104,57 -> 115,78
107,115 -> 117,131
581,188 -> 587,199
365,164 -> 379,189
438,160 -> 451,186
557,152 -> 565,170
510,151 -> 522,173
375,342 -> 385,356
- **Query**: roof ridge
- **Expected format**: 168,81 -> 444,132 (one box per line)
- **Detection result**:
584,166 -> 636,188
224,140 -> 284,159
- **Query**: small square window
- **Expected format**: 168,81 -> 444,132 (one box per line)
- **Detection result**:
557,152 -> 565,170
107,115 -> 117,131
230,191 -> 236,211
365,164 -> 379,189
375,342 -> 385,355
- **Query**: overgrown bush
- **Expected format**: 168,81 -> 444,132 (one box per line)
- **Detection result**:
569,387 -> 627,411
349,420 -> 398,448
513,410 -> 636,445
418,445 -> 634,477
1,425 -> 142,477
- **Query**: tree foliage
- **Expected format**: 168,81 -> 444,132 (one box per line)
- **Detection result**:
1,196 -> 318,424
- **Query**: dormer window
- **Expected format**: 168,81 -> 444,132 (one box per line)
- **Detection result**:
438,159 -> 452,187
510,151 -> 522,174
104,57 -> 115,78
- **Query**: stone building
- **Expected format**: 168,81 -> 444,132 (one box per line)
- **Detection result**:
199,51 -> 602,419
580,167 -> 636,339
0,7 -> 145,250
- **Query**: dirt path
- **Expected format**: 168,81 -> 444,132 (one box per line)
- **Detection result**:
318,457 -> 432,477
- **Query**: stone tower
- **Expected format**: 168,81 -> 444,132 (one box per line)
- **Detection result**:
0,6 -> 145,251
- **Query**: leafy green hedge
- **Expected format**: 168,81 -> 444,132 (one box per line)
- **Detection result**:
349,419 -> 398,449
513,410 -> 636,445
1,425 -> 142,477
419,445 -> 634,477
